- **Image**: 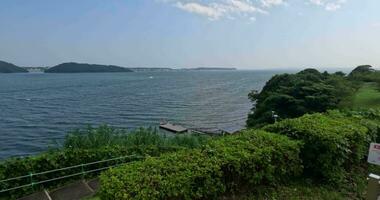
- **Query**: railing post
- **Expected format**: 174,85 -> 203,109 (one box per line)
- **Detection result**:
29,172 -> 34,191
81,164 -> 85,180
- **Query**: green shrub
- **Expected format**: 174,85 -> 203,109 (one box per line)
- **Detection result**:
0,145 -> 180,199
206,130 -> 302,193
264,113 -> 370,184
0,125 -> 209,199
100,150 -> 224,200
327,109 -> 380,142
99,130 -> 302,200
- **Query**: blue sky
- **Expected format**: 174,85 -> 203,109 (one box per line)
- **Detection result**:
0,0 -> 379,69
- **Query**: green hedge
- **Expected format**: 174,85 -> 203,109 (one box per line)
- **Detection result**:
0,145 -> 181,199
327,109 -> 380,142
264,113 -> 370,184
99,130 -> 302,200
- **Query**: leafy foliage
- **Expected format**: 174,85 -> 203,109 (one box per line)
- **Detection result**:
0,126 -> 208,199
349,65 -> 375,79
99,130 -> 302,200
99,110 -> 380,199
247,68 -> 356,127
64,125 -> 210,149
335,109 -> 380,122
264,112 -> 371,184
0,146 -> 167,199
347,65 -> 380,88
327,109 -> 380,142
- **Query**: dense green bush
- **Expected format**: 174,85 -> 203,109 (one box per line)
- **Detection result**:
206,130 -> 302,192
264,113 -> 370,184
0,145 -> 180,199
99,130 -> 302,200
101,150 -> 224,200
329,109 -> 380,123
327,109 -> 380,142
0,125 -> 210,199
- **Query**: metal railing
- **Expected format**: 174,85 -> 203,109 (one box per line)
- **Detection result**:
0,154 -> 144,193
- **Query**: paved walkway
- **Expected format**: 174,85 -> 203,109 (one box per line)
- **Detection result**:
18,179 -> 99,200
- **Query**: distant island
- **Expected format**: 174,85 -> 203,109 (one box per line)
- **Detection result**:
131,67 -> 236,71
181,67 -> 237,71
0,60 -> 239,74
0,60 -> 28,73
45,62 -> 133,73
129,67 -> 173,72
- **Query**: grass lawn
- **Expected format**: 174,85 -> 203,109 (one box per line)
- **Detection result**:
352,82 -> 380,109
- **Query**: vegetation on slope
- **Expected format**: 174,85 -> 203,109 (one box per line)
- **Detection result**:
0,60 -> 28,73
247,65 -> 380,128
264,112 -> 376,184
348,65 -> 380,83
0,126 -> 209,199
246,69 -> 355,127
99,130 -> 302,200
45,62 -> 133,73
351,83 -> 380,109
99,110 -> 380,200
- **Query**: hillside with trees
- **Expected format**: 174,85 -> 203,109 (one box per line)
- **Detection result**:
0,60 -> 28,73
246,68 -> 357,127
45,62 -> 133,73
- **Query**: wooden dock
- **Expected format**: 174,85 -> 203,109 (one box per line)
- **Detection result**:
159,121 -> 241,135
190,127 -> 241,135
159,123 -> 188,133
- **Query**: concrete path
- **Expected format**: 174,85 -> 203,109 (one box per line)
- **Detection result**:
17,179 -> 100,200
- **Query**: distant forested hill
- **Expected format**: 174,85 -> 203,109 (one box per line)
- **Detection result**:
182,67 -> 237,70
0,60 -> 28,73
45,62 -> 133,73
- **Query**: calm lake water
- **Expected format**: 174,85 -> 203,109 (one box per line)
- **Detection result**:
0,70 -> 278,159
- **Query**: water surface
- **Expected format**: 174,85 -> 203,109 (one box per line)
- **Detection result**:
0,70 -> 277,159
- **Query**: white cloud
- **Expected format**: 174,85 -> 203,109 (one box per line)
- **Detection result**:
261,0 -> 285,8
228,0 -> 258,13
172,0 -> 269,20
175,2 -> 225,20
163,0 -> 348,21
309,0 -> 347,11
